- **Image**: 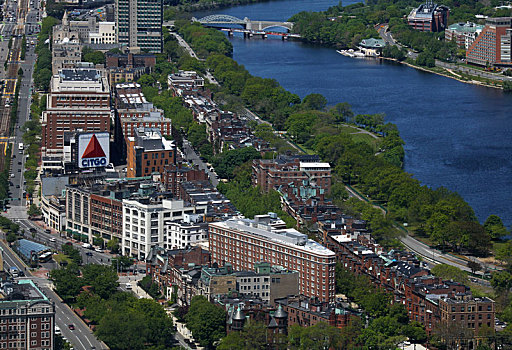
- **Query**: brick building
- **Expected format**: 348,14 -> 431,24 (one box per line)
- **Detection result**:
0,280 -> 55,350
466,17 -> 512,66
126,128 -> 175,178
106,52 -> 156,69
114,83 -> 172,159
252,155 -> 331,194
407,1 -> 450,32
445,22 -> 484,49
161,164 -> 208,196
65,179 -> 158,243
209,216 -> 336,302
41,68 -> 112,157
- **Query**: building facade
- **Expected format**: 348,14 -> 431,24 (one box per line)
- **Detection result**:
126,128 -> 175,178
122,198 -> 207,259
41,69 -> 112,157
209,216 -> 336,302
445,22 -> 484,49
466,17 -> 512,66
0,280 -> 55,350
407,2 -> 450,32
115,0 -> 163,53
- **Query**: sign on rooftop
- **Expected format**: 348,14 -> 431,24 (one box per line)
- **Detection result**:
78,133 -> 110,168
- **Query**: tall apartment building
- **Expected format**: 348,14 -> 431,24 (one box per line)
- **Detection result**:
0,280 -> 55,350
126,128 -> 175,178
252,155 -> 331,194
41,68 -> 112,157
122,198 -> 207,259
209,215 -> 336,302
466,17 -> 512,66
165,214 -> 208,250
115,0 -> 163,53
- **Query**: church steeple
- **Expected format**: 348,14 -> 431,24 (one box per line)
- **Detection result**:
62,10 -> 69,27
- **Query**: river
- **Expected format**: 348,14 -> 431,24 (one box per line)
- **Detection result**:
193,1 -> 512,227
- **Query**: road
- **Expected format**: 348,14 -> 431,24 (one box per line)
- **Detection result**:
0,238 -> 107,350
6,0 -> 40,207
182,139 -> 219,186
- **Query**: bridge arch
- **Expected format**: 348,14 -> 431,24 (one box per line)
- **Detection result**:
192,14 -> 247,25
260,24 -> 293,32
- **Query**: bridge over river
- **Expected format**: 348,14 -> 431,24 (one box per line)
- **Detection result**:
186,15 -> 300,39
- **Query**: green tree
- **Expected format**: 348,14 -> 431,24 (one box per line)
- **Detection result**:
82,47 -> 106,65
288,322 -> 342,350
27,204 -> 41,217
431,264 -> 468,284
82,264 -> 119,299
61,244 -> 83,265
483,214 -> 508,240
49,264 -> 84,301
467,260 -> 482,274
112,255 -> 134,272
218,321 -> 269,350
96,309 -> 148,350
106,238 -> 120,253
491,270 -> 512,294
6,232 -> 17,244
185,295 -> 226,348
301,93 -> 327,110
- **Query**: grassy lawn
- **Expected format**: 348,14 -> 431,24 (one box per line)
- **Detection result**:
53,253 -> 72,265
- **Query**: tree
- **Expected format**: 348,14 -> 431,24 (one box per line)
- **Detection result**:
185,296 -> 226,348
491,270 -> 512,294
467,260 -> 481,274
81,264 -> 119,299
431,264 -> 468,284
483,214 -> 508,240
62,244 -> 82,265
403,321 -> 428,347
218,321 -> 269,350
288,322 -> 342,350
112,255 -> 133,272
82,47 -> 105,65
49,264 -> 84,302
96,309 -> 148,350
301,93 -> 327,110
27,204 -> 41,217
6,232 -> 17,244
106,238 -> 120,253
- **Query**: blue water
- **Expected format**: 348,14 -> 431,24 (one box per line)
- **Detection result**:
194,1 -> 512,227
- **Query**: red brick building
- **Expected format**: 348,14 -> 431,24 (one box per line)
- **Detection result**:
126,128 -> 176,178
252,155 -> 331,194
407,2 -> 450,32
114,83 -> 172,159
0,279 -> 55,350
466,17 -> 512,66
89,194 -> 123,241
162,164 -> 208,196
41,69 -> 112,157
209,216 -> 336,303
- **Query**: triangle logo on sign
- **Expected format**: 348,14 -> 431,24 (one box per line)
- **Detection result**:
82,134 -> 106,158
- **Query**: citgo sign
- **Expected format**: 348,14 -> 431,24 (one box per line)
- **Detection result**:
78,133 -> 110,168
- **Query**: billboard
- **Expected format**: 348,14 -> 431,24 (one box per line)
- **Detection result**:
78,133 -> 110,168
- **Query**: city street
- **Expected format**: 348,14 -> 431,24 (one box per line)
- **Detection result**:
0,239 -> 107,350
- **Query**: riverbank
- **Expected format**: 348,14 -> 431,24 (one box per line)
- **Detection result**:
379,56 -> 505,90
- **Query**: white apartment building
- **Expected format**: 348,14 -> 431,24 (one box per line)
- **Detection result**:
122,199 -> 207,259
89,22 -> 116,44
165,214 -> 207,250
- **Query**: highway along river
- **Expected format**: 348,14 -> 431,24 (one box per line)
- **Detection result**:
193,0 -> 512,226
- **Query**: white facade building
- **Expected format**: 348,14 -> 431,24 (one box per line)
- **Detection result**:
164,214 -> 207,250
89,22 -> 116,44
122,199 -> 207,259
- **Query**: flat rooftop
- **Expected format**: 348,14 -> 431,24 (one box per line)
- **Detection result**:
212,219 -> 335,257
0,279 -> 49,303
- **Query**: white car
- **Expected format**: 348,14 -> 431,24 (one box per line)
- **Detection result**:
95,248 -> 103,253
125,283 -> 132,290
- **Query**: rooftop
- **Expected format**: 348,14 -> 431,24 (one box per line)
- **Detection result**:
0,279 -> 49,303
60,68 -> 100,81
212,218 -> 335,257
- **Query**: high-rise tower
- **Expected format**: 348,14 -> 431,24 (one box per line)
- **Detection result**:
115,0 -> 163,53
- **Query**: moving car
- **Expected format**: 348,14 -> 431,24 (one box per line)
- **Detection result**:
68,324 -> 75,330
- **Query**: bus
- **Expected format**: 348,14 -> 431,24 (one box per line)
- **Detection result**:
38,251 -> 53,263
